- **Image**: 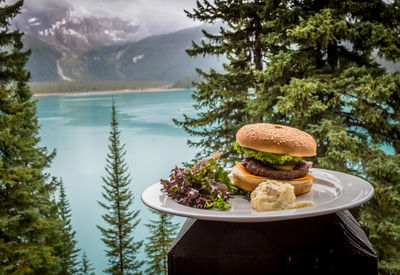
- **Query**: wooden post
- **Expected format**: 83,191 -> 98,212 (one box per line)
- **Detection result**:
168,210 -> 377,274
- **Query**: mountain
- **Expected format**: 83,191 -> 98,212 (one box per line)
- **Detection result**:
18,1 -> 223,84
24,35 -> 62,82
24,25 -> 223,83
59,26 -> 223,82
17,2 -> 141,51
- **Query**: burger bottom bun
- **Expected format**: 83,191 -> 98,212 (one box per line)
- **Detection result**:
231,165 -> 313,196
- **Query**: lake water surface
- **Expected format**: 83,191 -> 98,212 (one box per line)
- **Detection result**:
37,90 -> 197,274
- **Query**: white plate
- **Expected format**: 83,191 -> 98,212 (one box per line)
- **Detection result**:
141,168 -> 374,222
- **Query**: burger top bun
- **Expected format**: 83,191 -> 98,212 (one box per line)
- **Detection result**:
236,123 -> 317,157
231,164 -> 313,196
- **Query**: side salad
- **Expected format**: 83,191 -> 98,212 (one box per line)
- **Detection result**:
160,152 -> 247,210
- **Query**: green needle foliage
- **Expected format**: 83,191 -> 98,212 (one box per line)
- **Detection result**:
78,251 -> 95,275
144,210 -> 179,275
57,179 -> 80,274
179,1 -> 400,273
97,99 -> 144,275
0,0 -> 63,273
174,0 -> 267,161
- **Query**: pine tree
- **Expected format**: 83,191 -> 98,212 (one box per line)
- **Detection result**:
57,179 -> 80,274
0,0 -> 63,273
97,99 -> 144,274
174,0 -> 268,163
144,210 -> 179,275
78,251 -> 95,275
180,0 -> 400,273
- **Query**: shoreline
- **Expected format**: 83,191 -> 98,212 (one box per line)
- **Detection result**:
32,86 -> 190,97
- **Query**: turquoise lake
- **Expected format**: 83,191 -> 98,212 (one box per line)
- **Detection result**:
36,89 -> 198,274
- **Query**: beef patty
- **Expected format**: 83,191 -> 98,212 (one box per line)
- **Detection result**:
241,155 -> 309,179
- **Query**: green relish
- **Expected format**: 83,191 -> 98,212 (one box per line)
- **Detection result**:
233,141 -> 302,166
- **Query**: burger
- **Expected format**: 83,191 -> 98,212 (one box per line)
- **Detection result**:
231,123 -> 316,196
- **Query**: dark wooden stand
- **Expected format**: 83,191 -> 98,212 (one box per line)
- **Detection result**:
168,210 -> 377,274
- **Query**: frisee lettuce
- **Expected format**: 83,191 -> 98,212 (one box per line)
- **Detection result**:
233,141 -> 302,165
161,154 -> 236,210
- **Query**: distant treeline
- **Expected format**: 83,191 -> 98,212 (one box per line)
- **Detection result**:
29,80 -> 169,94
171,73 -> 203,89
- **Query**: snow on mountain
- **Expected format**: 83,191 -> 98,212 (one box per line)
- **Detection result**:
15,2 -> 142,51
28,17 -> 39,23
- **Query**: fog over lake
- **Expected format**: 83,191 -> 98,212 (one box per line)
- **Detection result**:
37,89 -> 197,274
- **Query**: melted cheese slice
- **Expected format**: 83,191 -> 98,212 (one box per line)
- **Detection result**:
235,162 -> 315,181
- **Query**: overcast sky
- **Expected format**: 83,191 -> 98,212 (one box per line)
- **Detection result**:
23,0 -> 201,35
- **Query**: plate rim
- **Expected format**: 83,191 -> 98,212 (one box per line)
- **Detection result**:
141,168 -> 374,223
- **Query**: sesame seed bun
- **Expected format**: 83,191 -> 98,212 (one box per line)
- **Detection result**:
236,123 -> 316,157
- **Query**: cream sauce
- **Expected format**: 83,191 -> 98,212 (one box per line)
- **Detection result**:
250,180 -> 315,212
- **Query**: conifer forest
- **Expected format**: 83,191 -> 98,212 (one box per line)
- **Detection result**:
1,0 -> 399,274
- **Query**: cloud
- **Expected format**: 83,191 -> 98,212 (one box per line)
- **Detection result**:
23,0 -> 200,35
